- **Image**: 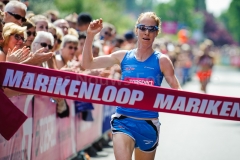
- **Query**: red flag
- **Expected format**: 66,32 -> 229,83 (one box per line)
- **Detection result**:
0,89 -> 27,140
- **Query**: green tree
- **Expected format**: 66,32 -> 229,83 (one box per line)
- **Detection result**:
79,0 -> 135,34
54,0 -> 83,15
220,0 -> 240,43
154,0 -> 195,29
29,0 -> 57,14
194,0 -> 206,11
29,0 -> 135,34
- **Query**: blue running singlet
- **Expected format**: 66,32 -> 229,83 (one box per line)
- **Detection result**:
116,49 -> 164,118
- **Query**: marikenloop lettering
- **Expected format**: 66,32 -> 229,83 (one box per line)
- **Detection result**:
0,62 -> 240,122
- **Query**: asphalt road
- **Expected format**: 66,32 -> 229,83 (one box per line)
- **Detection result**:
91,65 -> 240,160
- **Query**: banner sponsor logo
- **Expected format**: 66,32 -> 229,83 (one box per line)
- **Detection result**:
125,77 -> 154,86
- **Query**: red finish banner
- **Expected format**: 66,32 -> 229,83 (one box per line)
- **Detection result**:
0,62 -> 240,140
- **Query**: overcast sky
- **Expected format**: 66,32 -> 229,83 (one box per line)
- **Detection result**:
206,0 -> 232,16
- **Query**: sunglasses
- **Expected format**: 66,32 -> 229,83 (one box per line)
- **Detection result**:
68,46 -> 77,51
60,26 -> 69,30
57,39 -> 62,44
27,31 -> 36,37
136,24 -> 158,32
7,11 -> 26,23
104,31 -> 112,36
36,42 -> 53,50
53,34 -> 57,39
2,1 -> 9,5
12,34 -> 25,42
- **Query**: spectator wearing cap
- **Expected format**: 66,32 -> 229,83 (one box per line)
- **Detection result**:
2,0 -> 27,26
77,12 -> 92,33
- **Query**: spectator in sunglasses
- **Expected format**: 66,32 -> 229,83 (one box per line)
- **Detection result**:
0,22 -> 27,61
55,34 -> 78,69
29,14 -> 49,32
31,31 -> 53,54
31,31 -> 54,68
0,22 -> 53,67
53,19 -> 69,36
3,1 -> 27,26
22,19 -> 36,48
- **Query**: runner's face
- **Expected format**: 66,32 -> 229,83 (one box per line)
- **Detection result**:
136,16 -> 158,44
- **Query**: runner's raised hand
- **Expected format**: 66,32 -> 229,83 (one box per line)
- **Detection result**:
87,18 -> 103,36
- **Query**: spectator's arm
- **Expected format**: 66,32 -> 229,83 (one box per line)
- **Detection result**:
21,48 -> 53,66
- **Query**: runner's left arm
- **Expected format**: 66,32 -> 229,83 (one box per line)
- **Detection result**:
160,54 -> 181,90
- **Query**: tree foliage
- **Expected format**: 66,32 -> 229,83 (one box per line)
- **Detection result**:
55,0 -> 135,33
29,0 -> 135,34
28,0 -> 57,14
154,0 -> 195,29
219,0 -> 240,43
194,0 -> 206,12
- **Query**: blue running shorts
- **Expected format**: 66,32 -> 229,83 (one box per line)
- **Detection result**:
111,113 -> 161,152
